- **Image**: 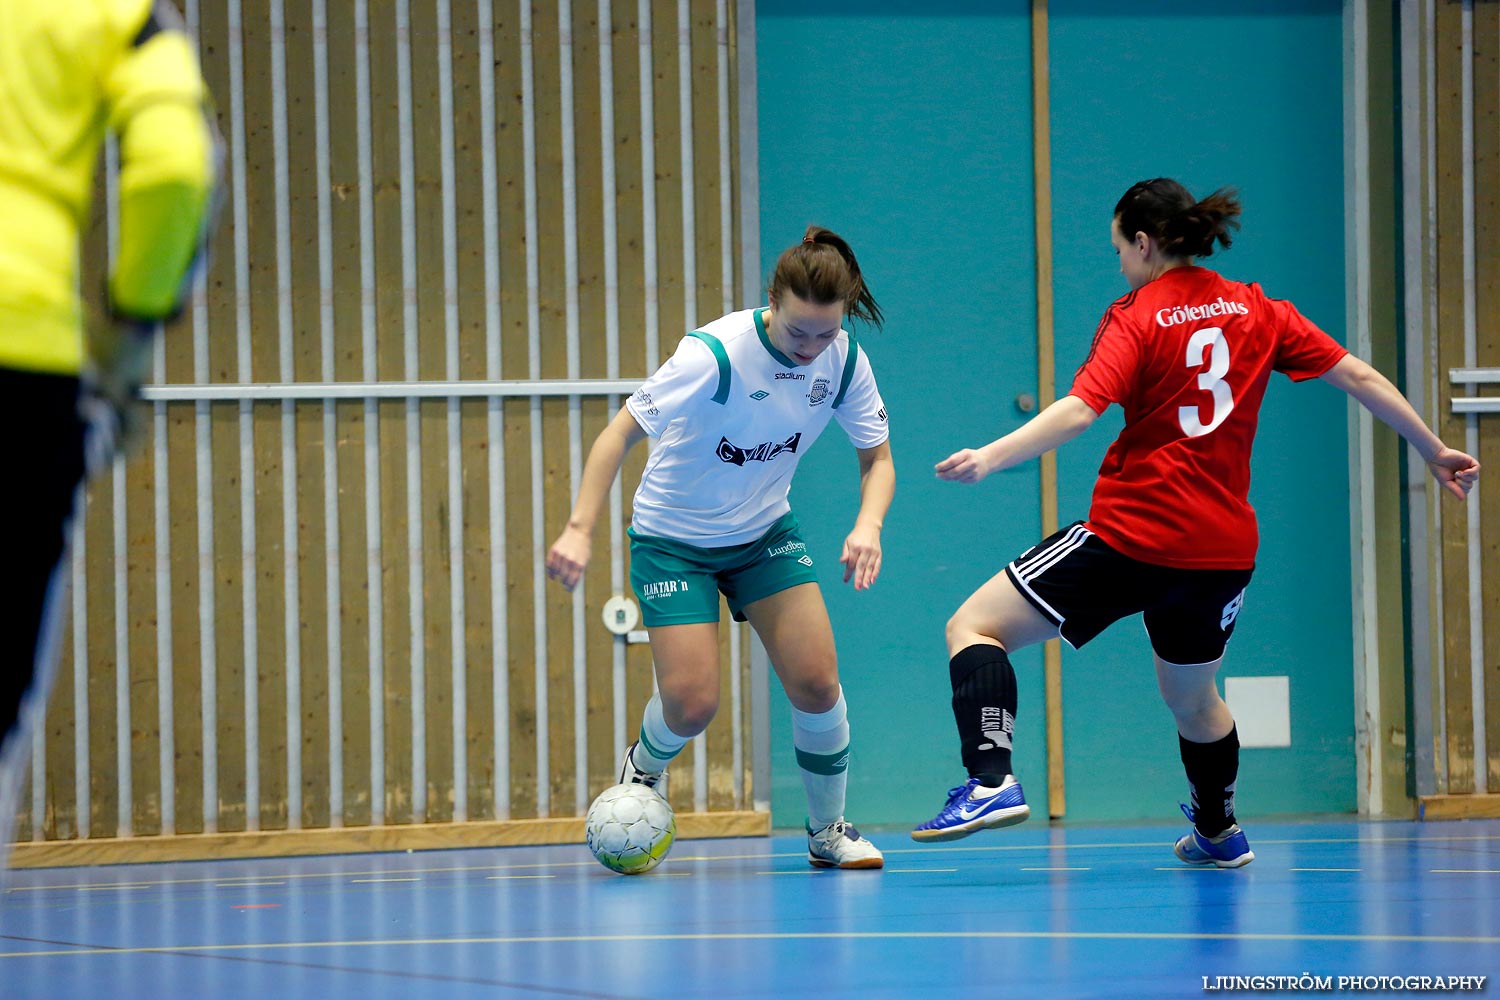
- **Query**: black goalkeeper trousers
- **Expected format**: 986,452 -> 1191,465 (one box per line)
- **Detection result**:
0,365 -> 86,832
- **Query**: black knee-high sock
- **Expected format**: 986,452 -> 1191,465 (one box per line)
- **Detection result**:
950,644 -> 1018,785
1179,726 -> 1240,837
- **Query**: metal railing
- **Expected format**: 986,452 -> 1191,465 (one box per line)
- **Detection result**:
1450,368 -> 1500,413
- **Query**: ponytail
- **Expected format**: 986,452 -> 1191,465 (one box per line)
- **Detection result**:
1114,179 -> 1241,259
768,225 -> 884,330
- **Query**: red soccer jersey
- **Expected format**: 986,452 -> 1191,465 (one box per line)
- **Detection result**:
1067,266 -> 1348,570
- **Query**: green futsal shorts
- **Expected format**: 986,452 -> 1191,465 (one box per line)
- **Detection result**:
628,511 -> 820,626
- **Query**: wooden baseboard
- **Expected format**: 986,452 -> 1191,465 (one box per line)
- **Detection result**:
7,810 -> 770,870
1418,794 -> 1500,820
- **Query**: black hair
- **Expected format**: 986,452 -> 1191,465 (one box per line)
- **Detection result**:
1114,179 -> 1241,258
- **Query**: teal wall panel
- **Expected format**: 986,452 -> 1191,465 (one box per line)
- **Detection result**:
757,1 -> 1042,827
756,0 -> 1353,827
1048,0 -> 1353,822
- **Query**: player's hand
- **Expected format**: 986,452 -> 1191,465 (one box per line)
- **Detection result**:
81,319 -> 158,476
1428,447 -> 1480,501
840,521 -> 882,590
546,524 -> 592,591
935,445 -> 993,483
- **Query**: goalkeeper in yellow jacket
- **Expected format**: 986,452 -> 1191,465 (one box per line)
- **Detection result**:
0,0 -> 218,867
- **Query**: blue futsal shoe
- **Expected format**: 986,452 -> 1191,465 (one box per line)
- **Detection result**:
910,775 -> 1030,842
1173,803 -> 1255,868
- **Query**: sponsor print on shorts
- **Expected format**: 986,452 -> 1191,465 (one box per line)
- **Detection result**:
640,579 -> 690,601
767,539 -> 813,567
1220,590 -> 1245,630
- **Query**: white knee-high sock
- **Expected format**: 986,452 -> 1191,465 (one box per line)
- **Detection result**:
631,693 -> 690,773
791,687 -> 850,830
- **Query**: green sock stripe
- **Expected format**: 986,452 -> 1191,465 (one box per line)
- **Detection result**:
795,745 -> 850,776
637,728 -> 681,764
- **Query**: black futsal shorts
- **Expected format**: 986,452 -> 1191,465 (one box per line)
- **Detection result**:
1003,521 -> 1253,665
0,366 -> 87,744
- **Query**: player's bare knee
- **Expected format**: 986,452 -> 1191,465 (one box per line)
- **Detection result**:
782,674 -> 839,714
665,694 -> 719,736
1165,690 -> 1222,727
945,610 -> 979,652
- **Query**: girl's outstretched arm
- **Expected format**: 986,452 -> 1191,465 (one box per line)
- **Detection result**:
936,395 -> 1099,484
546,406 -> 648,590
1320,354 -> 1479,500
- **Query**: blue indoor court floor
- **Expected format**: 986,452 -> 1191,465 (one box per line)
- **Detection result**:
2,818 -> 1496,1000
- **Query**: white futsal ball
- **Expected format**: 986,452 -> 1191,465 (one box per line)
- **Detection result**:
584,782 -> 676,875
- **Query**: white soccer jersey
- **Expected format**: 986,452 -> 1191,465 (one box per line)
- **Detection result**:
625,307 -> 889,546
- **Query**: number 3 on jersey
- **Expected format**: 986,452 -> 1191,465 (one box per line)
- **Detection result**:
1178,326 -> 1234,437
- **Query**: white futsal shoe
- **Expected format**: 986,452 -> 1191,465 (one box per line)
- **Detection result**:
807,819 -> 885,869
618,740 -> 670,800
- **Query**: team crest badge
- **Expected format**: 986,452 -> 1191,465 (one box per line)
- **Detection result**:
807,377 -> 830,406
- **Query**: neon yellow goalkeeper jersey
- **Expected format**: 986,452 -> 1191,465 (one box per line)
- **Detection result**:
0,0 -> 215,375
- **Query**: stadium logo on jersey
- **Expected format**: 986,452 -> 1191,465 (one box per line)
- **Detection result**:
1155,297 -> 1249,327
876,406 -> 886,422
716,433 -> 802,467
775,371 -> 806,380
749,390 -> 770,401
632,388 -> 659,416
807,377 -> 831,406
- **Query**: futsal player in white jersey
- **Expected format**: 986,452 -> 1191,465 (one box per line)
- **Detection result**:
548,226 -> 894,869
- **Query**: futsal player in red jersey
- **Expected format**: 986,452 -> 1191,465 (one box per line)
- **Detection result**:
911,178 -> 1479,866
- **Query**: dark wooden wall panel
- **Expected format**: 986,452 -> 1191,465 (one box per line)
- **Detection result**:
286,0 -> 332,831
1473,0 -> 1500,794
17,0 -> 759,860
1433,0 -> 1473,794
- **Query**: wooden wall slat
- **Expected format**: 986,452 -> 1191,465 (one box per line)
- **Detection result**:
689,2 -> 735,812
160,9 -> 206,831
253,398 -> 289,829
531,3 -> 575,819
41,610 -> 76,839
242,0 -> 291,832
571,2 -> 618,802
495,2 -> 538,822
326,0 -> 372,830
728,0 -> 751,809
451,0 -> 496,822
726,0 -> 744,314
166,399 -> 204,833
84,473 -> 118,836
370,0 -> 415,826
1473,0 -> 1500,794
649,0 -> 691,810
1433,0 -> 1473,794
126,412 -> 161,834
690,1 -> 720,329
608,0 -> 656,811
202,0 -> 249,835
411,0 -> 454,825
286,0 -> 331,830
